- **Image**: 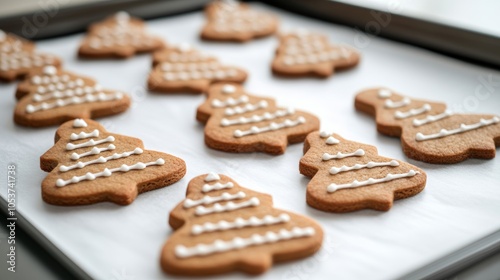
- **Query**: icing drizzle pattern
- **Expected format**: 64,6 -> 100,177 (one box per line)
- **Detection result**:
415,117 -> 500,141
175,227 -> 315,258
327,170 -> 419,193
190,213 -> 290,235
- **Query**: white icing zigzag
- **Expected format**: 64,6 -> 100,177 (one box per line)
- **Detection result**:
70,144 -> 116,160
66,136 -> 115,150
26,92 -> 124,114
413,110 -> 453,127
191,213 -> 290,235
195,197 -> 260,216
221,108 -> 294,127
60,148 -> 143,172
322,149 -> 365,161
184,191 -> 246,208
70,129 -> 99,140
212,95 -> 249,108
395,104 -> 431,119
55,159 -> 165,187
329,160 -> 399,175
327,170 -> 419,193
233,117 -> 306,138
415,117 -> 500,141
175,227 -> 315,258
224,100 -> 268,116
385,97 -> 410,109
202,182 -> 234,193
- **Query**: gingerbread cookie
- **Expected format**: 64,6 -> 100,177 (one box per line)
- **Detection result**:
78,11 -> 165,58
40,119 -> 186,205
201,0 -> 278,42
14,66 -> 131,127
355,88 -> 500,163
300,131 -> 426,212
272,30 -> 360,78
0,30 -> 61,82
148,44 -> 247,93
161,173 -> 323,275
196,83 -> 320,154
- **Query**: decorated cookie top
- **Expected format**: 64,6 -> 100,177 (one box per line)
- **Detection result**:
14,66 -> 130,127
78,11 -> 165,58
148,44 -> 247,93
355,88 -> 500,163
196,83 -> 320,154
161,173 -> 323,275
300,131 -> 426,212
201,0 -> 278,42
40,119 -> 186,205
272,30 -> 360,77
0,30 -> 61,82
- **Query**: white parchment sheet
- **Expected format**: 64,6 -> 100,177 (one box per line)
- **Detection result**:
1,3 -> 499,280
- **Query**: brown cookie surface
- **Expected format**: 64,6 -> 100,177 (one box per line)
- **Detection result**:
78,12 -> 165,58
14,66 -> 131,127
0,30 -> 61,82
161,173 -> 323,276
301,131 -> 426,212
272,30 -> 360,78
197,83 -> 320,154
201,0 -> 278,42
40,119 -> 186,205
148,44 -> 247,93
355,88 -> 500,163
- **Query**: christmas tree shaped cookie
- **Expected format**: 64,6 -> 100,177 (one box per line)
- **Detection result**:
196,83 -> 320,154
300,131 -> 426,212
355,88 -> 500,163
201,0 -> 278,42
148,44 -> 247,93
0,30 -> 61,82
272,30 -> 360,78
78,11 -> 165,58
161,173 -> 323,275
40,119 -> 186,205
14,65 -> 131,127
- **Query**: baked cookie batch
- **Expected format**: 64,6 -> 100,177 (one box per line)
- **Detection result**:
2,0 -> 499,276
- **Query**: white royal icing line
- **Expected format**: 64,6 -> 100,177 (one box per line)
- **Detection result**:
191,213 -> 291,235
195,197 -> 260,216
43,66 -> 57,76
319,131 -> 340,144
202,182 -> 234,192
212,95 -> 249,108
322,149 -> 365,161
378,89 -> 392,99
73,119 -> 88,128
325,136 -> 340,145
224,100 -> 268,116
175,226 -> 315,258
221,84 -> 236,94
25,92 -> 124,114
70,129 -> 99,140
66,136 -> 114,151
327,170 -> 419,193
204,172 -> 220,182
60,148 -> 143,172
395,104 -> 431,119
70,144 -> 116,160
55,158 -> 165,187
184,191 -> 246,208
415,116 -> 500,141
221,108 -> 294,127
413,110 -> 453,127
384,97 -> 411,109
233,117 -> 306,138
329,160 -> 399,175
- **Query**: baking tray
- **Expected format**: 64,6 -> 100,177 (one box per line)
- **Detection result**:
1,3 -> 500,280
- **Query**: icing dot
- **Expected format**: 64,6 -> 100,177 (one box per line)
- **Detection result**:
319,131 -> 330,138
221,84 -> 236,94
43,66 -> 57,76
